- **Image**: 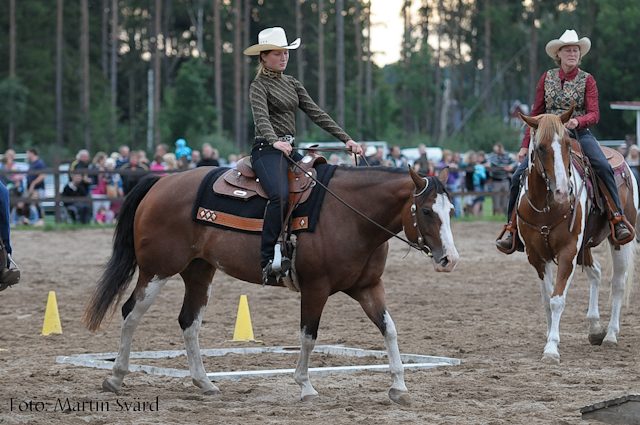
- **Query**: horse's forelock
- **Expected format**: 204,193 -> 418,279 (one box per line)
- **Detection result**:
534,114 -> 566,147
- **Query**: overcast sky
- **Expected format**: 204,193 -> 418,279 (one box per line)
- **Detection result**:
369,1 -> 421,66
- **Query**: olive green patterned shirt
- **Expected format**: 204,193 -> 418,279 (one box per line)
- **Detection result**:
249,72 -> 351,145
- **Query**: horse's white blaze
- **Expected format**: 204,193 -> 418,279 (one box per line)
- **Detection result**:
552,135 -> 570,203
433,193 -> 459,271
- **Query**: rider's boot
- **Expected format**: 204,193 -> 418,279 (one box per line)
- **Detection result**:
262,256 -> 291,286
597,179 -> 635,245
0,241 -> 20,292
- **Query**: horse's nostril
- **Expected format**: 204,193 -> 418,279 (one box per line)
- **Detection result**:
441,257 -> 449,268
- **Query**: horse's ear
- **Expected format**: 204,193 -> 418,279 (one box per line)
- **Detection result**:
559,105 -> 575,124
437,166 -> 449,186
519,113 -> 539,130
409,166 -> 426,191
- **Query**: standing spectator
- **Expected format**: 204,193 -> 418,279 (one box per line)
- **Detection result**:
626,144 -> 639,184
69,149 -> 93,193
137,150 -> 150,166
104,158 -> 124,215
119,151 -> 149,194
174,138 -> 192,162
227,154 -> 238,168
116,145 -> 130,168
1,150 -> 25,196
26,147 -> 47,198
484,142 -> 517,216
155,143 -> 169,162
150,154 -> 166,172
439,149 -> 462,217
163,153 -> 178,171
0,180 -> 20,289
365,147 -> 384,166
387,145 -> 407,167
414,144 -> 430,171
62,173 -> 92,224
177,155 -> 190,171
190,150 -> 201,168
462,150 -> 486,217
197,143 -> 220,167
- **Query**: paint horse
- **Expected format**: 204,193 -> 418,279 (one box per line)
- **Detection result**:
517,108 -> 638,363
83,164 -> 459,404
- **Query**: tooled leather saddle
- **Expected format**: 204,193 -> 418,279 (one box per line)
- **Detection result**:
212,152 -> 327,205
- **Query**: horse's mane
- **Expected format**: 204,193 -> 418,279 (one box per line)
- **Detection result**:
337,165 -> 445,193
533,114 -> 566,146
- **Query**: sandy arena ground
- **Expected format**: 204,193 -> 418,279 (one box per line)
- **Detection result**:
1,222 -> 640,424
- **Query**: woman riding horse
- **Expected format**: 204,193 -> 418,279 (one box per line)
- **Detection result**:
496,29 -> 633,252
244,27 -> 363,285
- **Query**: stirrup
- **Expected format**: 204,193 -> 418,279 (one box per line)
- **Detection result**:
496,223 -> 518,254
262,259 -> 290,287
610,214 -> 635,245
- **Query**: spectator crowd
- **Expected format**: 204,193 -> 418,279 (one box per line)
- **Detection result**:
2,138 -> 639,225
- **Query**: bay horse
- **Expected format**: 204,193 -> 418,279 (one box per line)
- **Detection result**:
517,108 -> 638,363
83,164 -> 459,405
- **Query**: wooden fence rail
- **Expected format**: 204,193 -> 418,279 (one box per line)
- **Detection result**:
1,166 -> 513,223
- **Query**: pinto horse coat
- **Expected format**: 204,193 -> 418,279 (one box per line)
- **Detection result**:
83,165 -> 459,404
517,109 -> 638,363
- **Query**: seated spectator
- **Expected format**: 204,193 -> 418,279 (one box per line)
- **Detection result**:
11,192 -> 43,227
197,144 -> 220,167
414,144 -> 430,171
104,158 -> 124,215
70,149 -> 93,193
119,151 -> 150,194
62,173 -> 91,224
462,150 -> 486,217
177,155 -> 190,171
227,154 -> 238,168
116,145 -> 130,168
365,147 -> 384,166
94,206 -> 114,225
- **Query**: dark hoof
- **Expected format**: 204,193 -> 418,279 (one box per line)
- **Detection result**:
102,379 -> 120,394
588,331 -> 606,346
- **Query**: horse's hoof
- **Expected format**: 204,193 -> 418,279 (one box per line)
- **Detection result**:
541,353 -> 560,364
602,336 -> 618,346
588,331 -> 606,346
300,393 -> 319,402
389,388 -> 412,406
102,378 -> 120,394
204,389 -> 220,396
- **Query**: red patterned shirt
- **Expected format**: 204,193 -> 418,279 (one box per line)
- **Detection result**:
522,67 -> 599,148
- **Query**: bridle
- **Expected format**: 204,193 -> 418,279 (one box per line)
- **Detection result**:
517,131 -> 575,263
284,154 -> 436,257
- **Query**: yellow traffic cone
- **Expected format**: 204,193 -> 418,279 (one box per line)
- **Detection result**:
228,295 -> 261,342
42,291 -> 62,335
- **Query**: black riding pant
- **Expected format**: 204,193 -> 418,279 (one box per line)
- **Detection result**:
506,129 -> 623,220
251,143 -> 303,268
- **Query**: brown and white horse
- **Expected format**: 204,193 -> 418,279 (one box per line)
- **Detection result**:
83,165 -> 459,404
518,109 -> 638,363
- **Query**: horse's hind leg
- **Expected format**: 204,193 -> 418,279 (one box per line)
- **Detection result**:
603,242 -> 634,345
178,259 -> 219,395
583,252 -> 606,345
103,273 -> 168,393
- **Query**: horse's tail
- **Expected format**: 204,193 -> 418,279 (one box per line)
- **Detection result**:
83,174 -> 162,331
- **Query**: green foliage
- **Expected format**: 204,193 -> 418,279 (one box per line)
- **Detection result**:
162,58 -> 217,145
0,78 -> 29,128
449,112 -> 521,153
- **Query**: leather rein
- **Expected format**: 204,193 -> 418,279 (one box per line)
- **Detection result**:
283,152 -> 434,257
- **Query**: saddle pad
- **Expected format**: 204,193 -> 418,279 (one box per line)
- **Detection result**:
192,164 -> 337,234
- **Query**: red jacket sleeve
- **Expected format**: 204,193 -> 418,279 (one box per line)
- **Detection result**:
576,74 -> 599,129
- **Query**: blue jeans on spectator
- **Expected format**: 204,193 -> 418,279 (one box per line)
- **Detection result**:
447,183 -> 462,217
0,182 -> 12,256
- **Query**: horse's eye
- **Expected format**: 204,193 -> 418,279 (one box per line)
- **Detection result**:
538,146 -> 547,155
421,208 -> 433,217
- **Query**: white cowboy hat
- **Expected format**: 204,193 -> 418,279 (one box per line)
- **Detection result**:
545,29 -> 591,59
243,27 -> 301,56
